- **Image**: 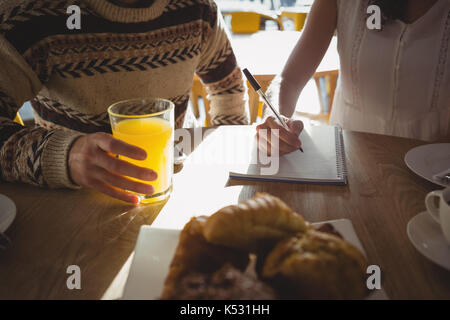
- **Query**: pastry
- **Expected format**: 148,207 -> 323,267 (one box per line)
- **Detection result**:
161,194 -> 370,300
203,193 -> 310,252
161,216 -> 249,299
165,263 -> 277,300
262,229 -> 369,299
316,223 -> 343,238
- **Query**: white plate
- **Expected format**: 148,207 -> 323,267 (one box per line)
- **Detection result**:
404,144 -> 450,187
0,194 -> 16,233
123,219 -> 388,300
407,211 -> 450,271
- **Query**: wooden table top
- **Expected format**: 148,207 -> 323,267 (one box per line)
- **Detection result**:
0,127 -> 448,300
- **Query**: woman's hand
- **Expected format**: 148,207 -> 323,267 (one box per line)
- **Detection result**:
256,116 -> 304,156
68,132 -> 157,204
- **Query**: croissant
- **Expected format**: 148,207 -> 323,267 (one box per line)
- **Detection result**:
161,216 -> 249,299
203,193 -> 310,252
261,230 -> 369,299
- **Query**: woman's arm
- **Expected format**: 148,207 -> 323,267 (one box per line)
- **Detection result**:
256,0 -> 338,156
268,0 -> 338,117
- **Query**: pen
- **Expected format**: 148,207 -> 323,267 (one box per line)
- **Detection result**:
243,68 -> 304,153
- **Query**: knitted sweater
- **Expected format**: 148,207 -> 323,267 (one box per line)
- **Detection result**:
0,0 -> 248,189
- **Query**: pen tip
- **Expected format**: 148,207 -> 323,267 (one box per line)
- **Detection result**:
299,147 -> 304,153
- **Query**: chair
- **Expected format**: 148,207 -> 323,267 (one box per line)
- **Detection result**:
223,11 -> 284,34
279,9 -> 308,31
190,74 -> 274,126
296,70 -> 339,123
248,70 -> 339,124
191,70 -> 338,127
191,75 -> 212,126
247,74 -> 276,123
14,113 -> 24,125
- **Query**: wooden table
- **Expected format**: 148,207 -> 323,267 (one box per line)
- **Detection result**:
0,127 -> 449,299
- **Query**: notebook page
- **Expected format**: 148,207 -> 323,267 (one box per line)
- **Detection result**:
277,125 -> 340,180
230,125 -> 345,183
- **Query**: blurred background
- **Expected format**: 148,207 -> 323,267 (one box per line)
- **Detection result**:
218,0 -> 314,12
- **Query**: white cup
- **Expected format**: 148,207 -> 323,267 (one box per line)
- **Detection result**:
425,187 -> 450,244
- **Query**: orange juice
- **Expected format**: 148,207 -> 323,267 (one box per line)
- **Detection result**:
112,117 -> 173,203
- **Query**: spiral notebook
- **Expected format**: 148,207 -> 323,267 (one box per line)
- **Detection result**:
229,125 -> 347,185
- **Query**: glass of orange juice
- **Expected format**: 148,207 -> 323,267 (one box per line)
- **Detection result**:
108,98 -> 174,204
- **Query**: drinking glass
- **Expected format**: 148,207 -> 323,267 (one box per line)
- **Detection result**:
108,98 -> 174,204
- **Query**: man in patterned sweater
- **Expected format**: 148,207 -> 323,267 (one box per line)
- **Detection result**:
0,0 -> 248,203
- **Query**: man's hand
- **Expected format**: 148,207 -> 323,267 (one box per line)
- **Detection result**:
68,132 -> 157,204
256,116 -> 304,156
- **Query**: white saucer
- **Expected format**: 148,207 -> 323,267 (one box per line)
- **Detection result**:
0,194 -> 16,233
407,211 -> 450,271
404,143 -> 450,187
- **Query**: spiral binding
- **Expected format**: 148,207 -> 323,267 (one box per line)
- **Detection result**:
335,126 -> 348,183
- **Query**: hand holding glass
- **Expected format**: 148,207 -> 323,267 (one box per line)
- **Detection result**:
108,98 -> 174,204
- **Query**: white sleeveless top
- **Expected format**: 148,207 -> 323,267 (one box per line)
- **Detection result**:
330,0 -> 450,141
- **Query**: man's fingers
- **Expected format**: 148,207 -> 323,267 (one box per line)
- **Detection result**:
94,167 -> 155,195
95,133 -> 147,160
91,179 -> 139,204
96,150 -> 157,181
